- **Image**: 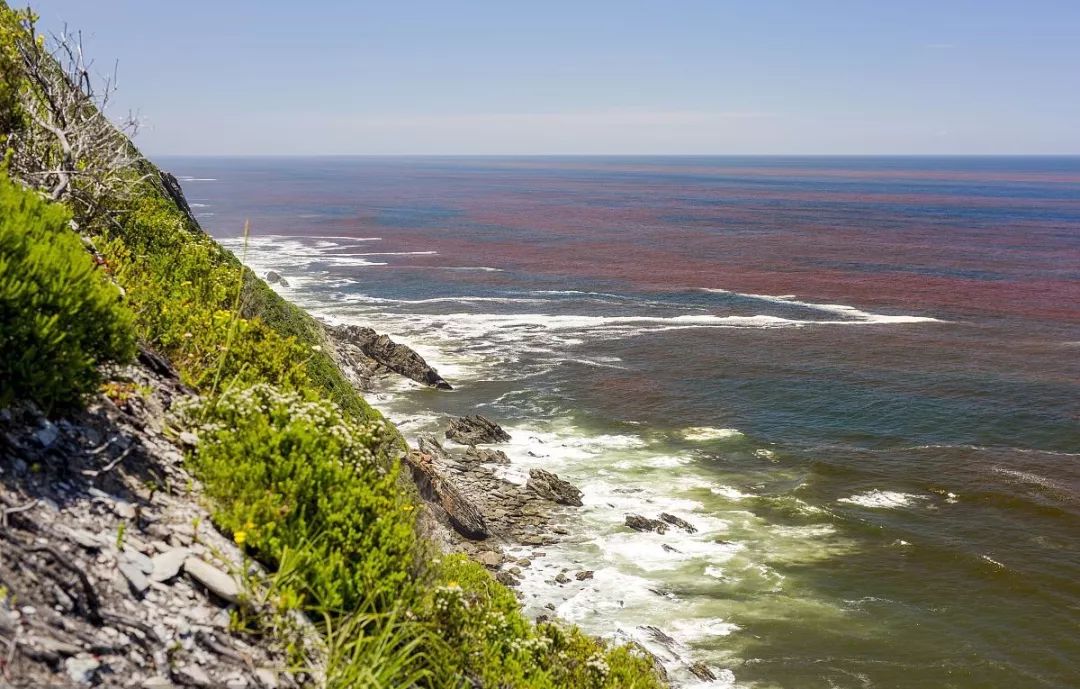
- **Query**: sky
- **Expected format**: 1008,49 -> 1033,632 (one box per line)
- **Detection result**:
25,0 -> 1080,155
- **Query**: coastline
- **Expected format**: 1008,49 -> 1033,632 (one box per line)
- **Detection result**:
320,308 -> 726,687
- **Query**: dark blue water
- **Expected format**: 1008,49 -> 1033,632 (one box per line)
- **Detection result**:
168,156 -> 1080,688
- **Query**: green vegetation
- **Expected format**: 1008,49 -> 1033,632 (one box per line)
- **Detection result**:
0,169 -> 134,411
0,3 -> 665,687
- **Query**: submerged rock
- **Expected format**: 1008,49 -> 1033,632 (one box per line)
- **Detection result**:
327,324 -> 451,389
526,469 -> 584,506
625,514 -> 669,534
445,415 -> 510,445
659,512 -> 698,534
688,661 -> 718,682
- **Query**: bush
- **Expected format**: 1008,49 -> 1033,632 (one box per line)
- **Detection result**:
0,170 -> 134,411
184,383 -> 418,612
423,555 -> 666,689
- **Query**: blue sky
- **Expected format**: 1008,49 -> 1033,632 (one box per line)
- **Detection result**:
27,0 -> 1080,155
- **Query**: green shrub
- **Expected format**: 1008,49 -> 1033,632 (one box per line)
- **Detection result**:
424,555 -> 666,689
0,170 -> 134,411
184,383 -> 418,612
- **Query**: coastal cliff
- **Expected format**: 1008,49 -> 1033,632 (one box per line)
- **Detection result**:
0,5 -> 667,688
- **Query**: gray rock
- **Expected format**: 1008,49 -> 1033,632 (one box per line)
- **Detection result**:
65,655 -> 101,684
125,547 -> 155,574
327,324 -> 451,389
65,527 -> 103,550
554,572 -> 570,584
264,270 -> 289,287
688,661 -> 718,682
178,431 -> 199,448
445,415 -> 510,445
464,446 -> 511,464
659,512 -> 698,534
526,469 -> 583,506
625,514 -> 669,534
476,550 -> 503,568
118,560 -> 151,596
402,451 -> 489,540
150,548 -> 190,582
575,570 -> 594,581
34,421 -> 59,448
184,557 -> 240,603
254,668 -> 279,689
142,678 -> 176,689
175,664 -> 213,687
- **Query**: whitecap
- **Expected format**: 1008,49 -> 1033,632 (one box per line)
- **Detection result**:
682,427 -> 744,441
838,490 -> 927,509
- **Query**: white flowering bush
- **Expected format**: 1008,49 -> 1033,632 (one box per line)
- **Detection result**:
183,383 -> 417,612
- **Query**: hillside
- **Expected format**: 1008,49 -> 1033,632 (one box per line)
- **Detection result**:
0,4 -> 667,688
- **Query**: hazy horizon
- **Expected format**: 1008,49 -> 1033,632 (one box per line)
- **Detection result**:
28,1 -> 1080,156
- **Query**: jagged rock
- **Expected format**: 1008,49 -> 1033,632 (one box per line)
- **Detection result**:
402,450 -> 489,539
264,270 -> 289,287
661,543 -> 681,554
476,550 -> 503,567
688,661 -> 718,682
495,571 -> 518,587
659,512 -> 698,534
150,548 -> 189,582
464,446 -> 510,464
160,171 -> 200,229
417,434 -> 450,461
184,558 -> 240,604
641,625 -> 678,652
555,572 -> 570,584
575,570 -> 594,581
327,324 -> 451,389
446,415 -> 510,445
625,514 -> 669,534
526,469 -> 583,506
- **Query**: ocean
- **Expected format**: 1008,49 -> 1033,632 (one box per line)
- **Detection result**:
163,155 -> 1080,688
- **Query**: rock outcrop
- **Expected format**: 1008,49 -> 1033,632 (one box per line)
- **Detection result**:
265,270 -> 289,287
526,468 -> 584,506
445,415 -> 510,445
659,512 -> 697,534
464,446 -> 511,464
0,348 -> 302,688
402,448 -> 489,540
325,323 -> 452,390
625,514 -> 669,534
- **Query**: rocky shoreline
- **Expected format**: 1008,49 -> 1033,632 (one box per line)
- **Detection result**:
324,322 -> 713,684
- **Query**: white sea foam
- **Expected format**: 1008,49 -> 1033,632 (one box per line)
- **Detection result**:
682,427 -> 745,441
839,490 -> 927,509
701,288 -> 941,324
710,485 -> 752,501
178,176 -> 217,181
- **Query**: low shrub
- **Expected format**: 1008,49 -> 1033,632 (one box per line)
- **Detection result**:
424,555 -> 666,689
183,383 -> 418,613
0,170 -> 134,411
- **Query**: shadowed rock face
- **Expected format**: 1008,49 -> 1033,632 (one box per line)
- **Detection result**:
402,447 -> 489,540
445,415 -> 510,445
526,469 -> 583,506
325,323 -> 452,390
